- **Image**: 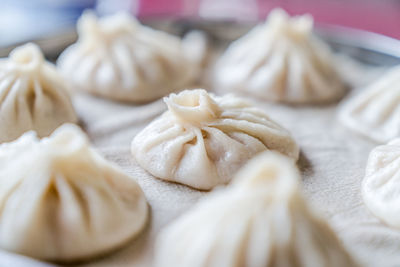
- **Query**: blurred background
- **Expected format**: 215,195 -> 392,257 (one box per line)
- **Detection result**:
1,0 -> 399,48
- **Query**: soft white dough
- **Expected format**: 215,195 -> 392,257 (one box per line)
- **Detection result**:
0,43 -> 77,143
338,66 -> 400,143
131,89 -> 299,190
363,138 -> 400,228
57,12 -> 198,102
0,124 -> 148,262
214,9 -> 347,104
154,151 -> 358,267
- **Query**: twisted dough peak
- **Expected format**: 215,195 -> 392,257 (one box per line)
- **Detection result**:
266,8 -> 313,40
9,43 -> 45,72
164,89 -> 221,124
77,11 -> 139,41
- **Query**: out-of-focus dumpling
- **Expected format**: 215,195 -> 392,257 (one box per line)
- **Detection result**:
0,124 -> 148,262
0,43 -> 77,143
338,66 -> 400,143
214,9 -> 347,104
131,89 -> 299,190
154,151 -> 358,267
57,12 -> 198,102
363,138 -> 400,228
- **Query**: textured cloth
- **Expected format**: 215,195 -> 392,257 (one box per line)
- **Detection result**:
1,85 -> 400,266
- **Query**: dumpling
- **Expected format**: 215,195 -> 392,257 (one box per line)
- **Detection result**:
362,138 -> 400,228
131,89 -> 299,190
57,11 -> 198,102
338,66 -> 400,143
0,43 -> 77,143
214,9 -> 347,104
0,124 -> 148,262
154,151 -> 358,267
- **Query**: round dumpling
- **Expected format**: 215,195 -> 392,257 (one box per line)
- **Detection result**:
0,124 -> 148,262
363,138 -> 400,227
131,89 -> 299,190
57,12 -> 198,102
0,43 -> 77,143
154,151 -> 358,267
214,9 -> 347,104
338,66 -> 400,143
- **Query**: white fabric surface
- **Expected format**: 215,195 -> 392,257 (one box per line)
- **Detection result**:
1,79 -> 400,267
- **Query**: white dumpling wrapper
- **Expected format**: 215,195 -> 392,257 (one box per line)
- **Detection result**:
363,138 -> 400,227
0,43 -> 77,143
154,151 -> 358,267
338,66 -> 400,143
0,124 -> 148,262
57,12 -> 198,102
132,89 -> 299,190
214,9 -> 347,104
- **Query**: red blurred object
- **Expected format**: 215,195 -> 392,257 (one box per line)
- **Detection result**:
257,0 -> 400,39
133,0 -> 400,39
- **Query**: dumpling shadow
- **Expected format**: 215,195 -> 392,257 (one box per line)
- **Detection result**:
297,150 -> 314,178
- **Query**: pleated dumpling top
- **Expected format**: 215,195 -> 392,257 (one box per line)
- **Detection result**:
0,43 -> 77,143
214,9 -> 347,104
363,138 -> 400,228
339,66 -> 400,143
57,12 -> 198,102
0,124 -> 148,262
132,89 -> 299,190
154,151 -> 358,267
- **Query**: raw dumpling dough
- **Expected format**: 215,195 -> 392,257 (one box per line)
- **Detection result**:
338,66 -> 400,143
0,124 -> 148,262
57,12 -> 198,102
154,151 -> 358,267
132,89 -> 299,190
214,9 -> 347,104
0,43 -> 77,143
363,138 -> 400,227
